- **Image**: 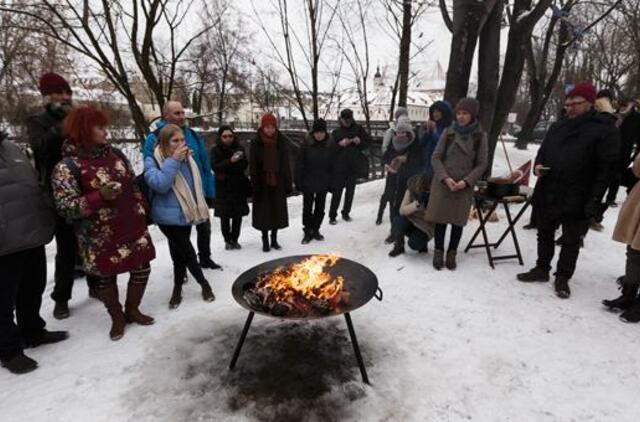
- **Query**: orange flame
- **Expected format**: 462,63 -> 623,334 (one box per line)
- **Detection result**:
256,254 -> 344,304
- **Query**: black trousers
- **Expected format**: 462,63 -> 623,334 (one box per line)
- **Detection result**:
220,217 -> 242,243
329,177 -> 356,219
196,219 -> 211,260
536,215 -> 587,279
51,217 -> 100,302
303,191 -> 327,232
0,246 -> 47,361
605,173 -> 621,204
392,215 -> 429,251
159,225 -> 207,286
434,224 -> 463,251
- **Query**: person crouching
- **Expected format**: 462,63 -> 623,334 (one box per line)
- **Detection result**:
388,171 -> 434,257
144,124 -> 215,309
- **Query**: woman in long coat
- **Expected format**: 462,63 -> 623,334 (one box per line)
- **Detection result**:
211,125 -> 250,250
604,154 -> 640,322
51,106 -> 156,341
250,113 -> 292,252
426,97 -> 488,270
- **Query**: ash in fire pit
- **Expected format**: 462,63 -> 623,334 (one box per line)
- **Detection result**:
242,254 -> 350,317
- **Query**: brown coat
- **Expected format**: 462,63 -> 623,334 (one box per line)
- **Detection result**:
613,154 -> 640,249
425,125 -> 488,226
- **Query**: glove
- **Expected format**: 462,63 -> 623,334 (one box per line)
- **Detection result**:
99,182 -> 122,201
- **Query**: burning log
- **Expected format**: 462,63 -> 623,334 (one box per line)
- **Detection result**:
244,254 -> 348,317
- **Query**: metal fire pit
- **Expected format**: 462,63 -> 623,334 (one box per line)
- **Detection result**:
229,255 -> 382,384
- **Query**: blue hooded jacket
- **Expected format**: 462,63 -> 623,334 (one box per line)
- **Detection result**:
143,120 -> 216,199
420,101 -> 453,172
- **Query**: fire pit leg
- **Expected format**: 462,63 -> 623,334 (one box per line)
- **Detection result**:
229,311 -> 255,370
344,312 -> 370,384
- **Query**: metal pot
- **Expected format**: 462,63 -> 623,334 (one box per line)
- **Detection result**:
486,177 -> 520,198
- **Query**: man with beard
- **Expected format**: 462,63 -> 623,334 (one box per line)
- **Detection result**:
27,73 -> 97,319
517,82 -> 620,299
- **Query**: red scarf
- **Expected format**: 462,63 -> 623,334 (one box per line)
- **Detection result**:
261,129 -> 279,187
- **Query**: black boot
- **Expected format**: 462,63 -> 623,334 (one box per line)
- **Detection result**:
384,234 -> 395,244
53,301 -> 70,320
270,231 -> 282,250
200,256 -> 222,270
517,267 -> 550,282
23,330 -> 69,348
169,283 -> 182,309
312,229 -> 324,241
388,242 -> 405,257
1,353 -> 38,375
602,282 -> 639,312
554,276 -> 571,299
620,297 -> 640,323
262,231 -> 270,252
433,250 -> 444,270
445,250 -> 457,270
302,230 -> 313,244
198,279 -> 216,302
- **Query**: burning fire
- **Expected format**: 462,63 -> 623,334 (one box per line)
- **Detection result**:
244,254 -> 349,317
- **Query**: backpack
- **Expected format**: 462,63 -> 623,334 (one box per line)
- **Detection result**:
62,148 -> 156,226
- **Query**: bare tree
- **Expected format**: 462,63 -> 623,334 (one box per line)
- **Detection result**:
251,0 -> 339,129
0,0 -> 218,140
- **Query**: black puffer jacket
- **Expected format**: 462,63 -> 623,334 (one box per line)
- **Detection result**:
533,110 -> 620,218
294,134 -> 333,193
210,141 -> 250,218
619,109 -> 640,170
26,103 -> 68,193
382,139 -> 424,211
0,136 -> 56,256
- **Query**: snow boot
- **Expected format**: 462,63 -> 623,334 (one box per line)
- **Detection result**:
1,353 -> 38,375
200,256 -> 222,270
312,229 -> 325,241
433,249 -> 444,270
169,283 -> 182,309
342,213 -> 352,222
198,279 -> 216,303
517,267 -> 550,282
302,230 -> 313,244
602,282 -> 639,312
124,271 -> 154,326
23,329 -> 69,348
96,283 -> 127,341
270,232 -> 282,250
262,232 -> 270,252
329,218 -> 338,225
446,250 -> 457,270
554,276 -> 571,299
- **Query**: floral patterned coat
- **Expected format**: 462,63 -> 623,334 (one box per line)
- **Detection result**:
51,143 -> 155,277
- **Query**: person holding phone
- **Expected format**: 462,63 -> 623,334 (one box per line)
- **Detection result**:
518,82 -> 620,299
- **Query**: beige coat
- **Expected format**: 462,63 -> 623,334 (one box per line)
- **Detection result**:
399,190 -> 434,238
613,155 -> 640,249
425,126 -> 488,226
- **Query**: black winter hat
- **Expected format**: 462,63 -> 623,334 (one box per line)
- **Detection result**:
340,109 -> 354,120
311,118 -> 327,133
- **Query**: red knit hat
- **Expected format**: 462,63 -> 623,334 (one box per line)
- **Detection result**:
567,82 -> 596,104
39,72 -> 72,96
261,113 -> 278,128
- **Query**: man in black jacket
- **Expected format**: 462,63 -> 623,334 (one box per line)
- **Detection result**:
26,73 -> 95,319
517,82 -> 620,299
328,109 -> 371,224
0,132 -> 68,375
615,97 -> 640,195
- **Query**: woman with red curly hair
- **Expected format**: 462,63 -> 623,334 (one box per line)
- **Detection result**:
51,105 -> 156,341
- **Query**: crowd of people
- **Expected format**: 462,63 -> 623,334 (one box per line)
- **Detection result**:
1,72 -> 639,376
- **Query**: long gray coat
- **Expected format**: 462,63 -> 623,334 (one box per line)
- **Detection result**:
425,125 -> 488,226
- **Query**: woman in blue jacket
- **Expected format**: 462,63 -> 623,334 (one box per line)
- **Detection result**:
144,124 -> 215,309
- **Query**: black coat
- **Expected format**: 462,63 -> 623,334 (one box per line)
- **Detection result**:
533,110 -> 620,219
294,135 -> 333,193
330,122 -> 371,187
249,132 -> 292,231
382,139 -> 424,209
26,104 -> 67,193
210,141 -> 250,218
619,110 -> 640,170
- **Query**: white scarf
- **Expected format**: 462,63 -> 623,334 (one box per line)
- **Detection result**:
154,147 -> 209,224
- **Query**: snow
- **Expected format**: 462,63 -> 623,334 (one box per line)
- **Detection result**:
2,144 -> 640,421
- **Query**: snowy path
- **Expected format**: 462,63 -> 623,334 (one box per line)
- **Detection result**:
2,144 -> 639,421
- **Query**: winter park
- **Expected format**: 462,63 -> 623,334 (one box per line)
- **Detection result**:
2,0 -> 640,421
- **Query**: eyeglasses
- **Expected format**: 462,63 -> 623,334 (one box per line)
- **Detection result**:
564,100 -> 587,108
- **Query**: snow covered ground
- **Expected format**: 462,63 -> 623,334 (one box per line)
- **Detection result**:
2,144 -> 640,422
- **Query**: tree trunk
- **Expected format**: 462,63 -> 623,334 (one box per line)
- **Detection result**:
389,70 -> 400,121
443,0 -> 496,105
476,0 -> 503,132
397,0 -> 412,107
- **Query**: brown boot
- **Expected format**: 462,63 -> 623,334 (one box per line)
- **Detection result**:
124,275 -> 155,326
96,282 -> 127,341
446,250 -> 457,270
554,276 -> 571,299
517,266 -> 550,282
